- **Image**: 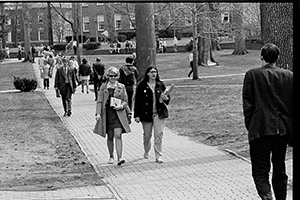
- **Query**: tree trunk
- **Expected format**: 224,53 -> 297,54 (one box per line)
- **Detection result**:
22,3 -> 31,62
0,3 -> 5,49
104,4 -> 116,42
209,3 -> 221,51
232,6 -> 248,55
197,3 -> 217,67
135,3 -> 156,80
211,33 -> 221,51
232,32 -> 248,55
191,4 -> 198,80
47,3 -> 53,46
72,3 -> 81,63
198,34 -> 210,67
260,3 -> 293,70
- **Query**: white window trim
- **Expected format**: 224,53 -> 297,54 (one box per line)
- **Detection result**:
38,13 -> 43,23
97,15 -> 104,31
222,12 -> 230,23
114,14 -> 121,30
7,31 -> 12,42
83,16 -> 90,32
97,3 -> 104,6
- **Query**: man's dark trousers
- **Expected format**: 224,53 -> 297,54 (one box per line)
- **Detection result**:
250,135 -> 288,200
60,83 -> 72,113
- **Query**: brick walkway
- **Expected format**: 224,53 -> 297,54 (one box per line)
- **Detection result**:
0,59 -> 293,199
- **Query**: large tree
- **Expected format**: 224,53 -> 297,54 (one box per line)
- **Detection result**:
21,3 -> 31,62
260,3 -> 293,70
231,4 -> 248,55
135,3 -> 156,80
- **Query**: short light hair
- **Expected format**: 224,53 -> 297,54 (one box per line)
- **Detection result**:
107,66 -> 119,76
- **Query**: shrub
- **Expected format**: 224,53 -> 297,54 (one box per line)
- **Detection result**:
13,76 -> 37,92
182,32 -> 193,38
83,42 -> 101,50
117,34 -> 127,42
65,35 -> 88,43
0,49 -> 6,61
53,43 -> 67,51
118,32 -> 136,40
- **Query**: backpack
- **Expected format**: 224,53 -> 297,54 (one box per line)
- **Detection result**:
119,65 -> 136,86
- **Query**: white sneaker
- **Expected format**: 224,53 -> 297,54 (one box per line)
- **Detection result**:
156,157 -> 163,163
108,157 -> 114,164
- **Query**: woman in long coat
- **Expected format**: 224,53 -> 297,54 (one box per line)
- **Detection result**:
95,67 -> 131,166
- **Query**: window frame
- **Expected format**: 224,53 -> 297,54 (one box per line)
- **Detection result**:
97,15 -> 105,31
83,16 -> 90,32
114,14 -> 122,30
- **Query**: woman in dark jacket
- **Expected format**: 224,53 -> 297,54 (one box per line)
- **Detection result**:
78,58 -> 92,94
134,65 -> 170,163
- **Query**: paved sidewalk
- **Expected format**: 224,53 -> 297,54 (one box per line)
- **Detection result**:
0,60 -> 293,199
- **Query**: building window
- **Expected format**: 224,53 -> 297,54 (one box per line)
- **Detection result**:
114,14 -> 121,30
222,12 -> 229,23
7,31 -> 12,42
97,3 -> 104,6
83,16 -> 90,32
185,14 -> 192,26
97,15 -> 104,31
38,29 -> 44,41
82,3 -> 88,7
38,13 -> 43,23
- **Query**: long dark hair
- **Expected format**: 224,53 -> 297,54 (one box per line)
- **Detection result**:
142,65 -> 161,83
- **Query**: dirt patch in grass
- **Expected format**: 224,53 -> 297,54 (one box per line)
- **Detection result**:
0,62 -> 103,191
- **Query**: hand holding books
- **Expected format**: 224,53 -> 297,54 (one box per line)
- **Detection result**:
159,84 -> 174,103
110,97 -> 123,110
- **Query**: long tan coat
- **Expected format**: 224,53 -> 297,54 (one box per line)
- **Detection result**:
95,81 -> 131,137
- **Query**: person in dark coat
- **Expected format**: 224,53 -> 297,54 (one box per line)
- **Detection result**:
118,56 -> 139,109
93,57 -> 106,101
134,65 -> 170,163
54,57 -> 77,117
242,43 -> 293,200
78,58 -> 92,94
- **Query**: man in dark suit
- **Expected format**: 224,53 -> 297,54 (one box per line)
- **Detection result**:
242,43 -> 293,200
54,57 -> 77,117
92,57 -> 106,101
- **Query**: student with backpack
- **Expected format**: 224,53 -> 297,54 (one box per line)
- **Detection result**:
118,56 -> 139,109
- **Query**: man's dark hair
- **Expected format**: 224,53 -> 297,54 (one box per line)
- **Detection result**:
261,43 -> 280,64
125,56 -> 134,64
82,58 -> 87,64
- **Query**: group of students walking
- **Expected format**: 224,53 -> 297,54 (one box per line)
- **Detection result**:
52,52 -> 171,166
94,55 -> 170,165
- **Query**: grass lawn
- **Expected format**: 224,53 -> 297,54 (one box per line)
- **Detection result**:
0,62 -> 103,191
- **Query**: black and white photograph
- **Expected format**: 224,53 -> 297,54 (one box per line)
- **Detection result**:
0,1 -> 295,200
